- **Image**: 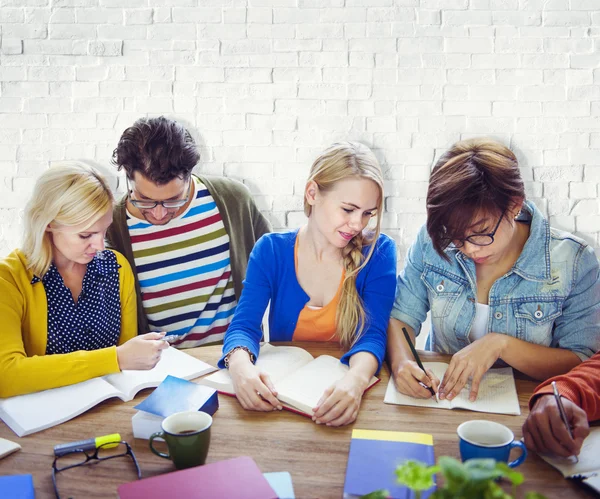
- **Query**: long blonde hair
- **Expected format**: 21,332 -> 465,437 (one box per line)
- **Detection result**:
22,161 -> 114,277
304,142 -> 384,349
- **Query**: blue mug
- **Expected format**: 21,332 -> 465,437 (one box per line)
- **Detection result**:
457,420 -> 527,468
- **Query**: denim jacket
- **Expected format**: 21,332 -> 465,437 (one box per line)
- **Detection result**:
391,201 -> 600,360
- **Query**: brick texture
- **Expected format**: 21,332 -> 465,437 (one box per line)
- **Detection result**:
1,1 -> 599,260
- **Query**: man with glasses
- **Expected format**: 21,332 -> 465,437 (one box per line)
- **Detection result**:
107,116 -> 270,347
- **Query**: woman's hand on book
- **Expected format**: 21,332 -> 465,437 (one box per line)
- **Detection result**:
439,333 -> 507,402
391,360 -> 440,399
116,332 -> 169,370
312,371 -> 366,427
523,394 -> 589,457
228,353 -> 282,412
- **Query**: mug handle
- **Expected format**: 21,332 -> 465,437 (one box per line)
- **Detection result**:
508,440 -> 527,468
149,432 -> 170,459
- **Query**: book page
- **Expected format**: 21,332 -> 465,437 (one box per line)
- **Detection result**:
383,363 -> 520,416
276,355 -> 369,415
384,362 -> 452,409
0,378 -> 121,437
199,343 -> 315,394
450,367 -> 521,416
582,475 -> 600,493
539,427 -> 600,478
103,346 -> 216,400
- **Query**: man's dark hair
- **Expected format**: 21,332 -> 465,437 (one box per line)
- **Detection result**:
112,116 -> 200,185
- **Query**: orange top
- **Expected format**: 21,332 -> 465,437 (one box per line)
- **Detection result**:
292,233 -> 344,342
530,351 -> 600,422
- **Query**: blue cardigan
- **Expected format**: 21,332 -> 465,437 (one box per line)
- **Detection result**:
219,230 -> 397,371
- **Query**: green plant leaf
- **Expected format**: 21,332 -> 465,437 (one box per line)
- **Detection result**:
464,459 -> 504,483
438,456 -> 468,488
360,490 -> 389,499
495,462 -> 524,486
525,493 -> 549,499
394,460 -> 437,492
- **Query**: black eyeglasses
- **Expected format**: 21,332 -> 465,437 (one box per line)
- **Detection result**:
126,177 -> 191,210
447,210 -> 506,249
51,441 -> 141,499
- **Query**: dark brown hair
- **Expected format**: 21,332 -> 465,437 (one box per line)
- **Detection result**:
112,116 -> 200,185
427,138 -> 525,257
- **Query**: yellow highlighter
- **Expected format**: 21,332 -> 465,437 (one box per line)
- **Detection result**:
53,433 -> 121,457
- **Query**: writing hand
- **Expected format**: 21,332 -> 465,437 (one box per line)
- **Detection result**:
392,359 -> 440,399
523,394 -> 589,458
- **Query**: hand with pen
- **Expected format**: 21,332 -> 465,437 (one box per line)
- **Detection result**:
391,327 -> 440,400
523,393 -> 589,457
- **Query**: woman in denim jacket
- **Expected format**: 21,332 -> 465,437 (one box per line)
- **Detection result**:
388,138 -> 600,403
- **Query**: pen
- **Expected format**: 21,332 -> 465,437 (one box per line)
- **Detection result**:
552,381 -> 579,463
53,433 -> 121,457
402,327 -> 437,401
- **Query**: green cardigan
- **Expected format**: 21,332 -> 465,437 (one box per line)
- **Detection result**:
106,175 -> 271,336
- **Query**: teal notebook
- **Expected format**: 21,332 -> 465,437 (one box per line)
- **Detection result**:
343,429 -> 436,499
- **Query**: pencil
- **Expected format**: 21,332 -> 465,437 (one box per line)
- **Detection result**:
402,327 -> 437,401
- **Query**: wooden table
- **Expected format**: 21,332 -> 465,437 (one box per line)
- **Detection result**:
0,343 -> 593,498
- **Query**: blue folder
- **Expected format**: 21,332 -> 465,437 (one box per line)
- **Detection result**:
344,430 -> 436,499
0,474 -> 35,499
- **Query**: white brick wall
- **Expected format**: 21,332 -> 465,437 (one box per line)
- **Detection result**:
1,0 -> 600,261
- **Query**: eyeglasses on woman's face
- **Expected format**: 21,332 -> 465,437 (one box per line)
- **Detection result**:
445,210 -> 506,249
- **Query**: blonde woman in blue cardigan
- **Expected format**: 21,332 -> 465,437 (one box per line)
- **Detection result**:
220,142 -> 397,427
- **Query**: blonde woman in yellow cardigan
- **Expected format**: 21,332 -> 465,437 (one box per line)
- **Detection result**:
0,163 -> 168,398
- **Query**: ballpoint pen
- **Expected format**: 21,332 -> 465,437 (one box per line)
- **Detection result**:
402,327 -> 437,402
552,381 -> 579,464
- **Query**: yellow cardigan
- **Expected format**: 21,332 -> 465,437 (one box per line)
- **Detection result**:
0,249 -> 137,398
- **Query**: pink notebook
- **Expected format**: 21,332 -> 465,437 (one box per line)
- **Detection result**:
117,456 -> 278,499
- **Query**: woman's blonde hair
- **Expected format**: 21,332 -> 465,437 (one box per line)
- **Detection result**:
303,142 -> 384,350
22,161 -> 114,277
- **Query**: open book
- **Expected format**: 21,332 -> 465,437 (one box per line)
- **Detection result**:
384,362 -> 520,416
198,343 -> 379,417
539,427 -> 600,482
0,347 -> 216,437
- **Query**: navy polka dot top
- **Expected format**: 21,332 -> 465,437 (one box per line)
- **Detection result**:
31,250 -> 122,355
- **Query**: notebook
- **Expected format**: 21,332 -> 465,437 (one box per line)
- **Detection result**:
117,456 -> 278,499
344,429 -> 436,499
0,474 -> 35,499
384,363 -> 521,416
132,375 -> 218,439
0,347 -> 217,437
198,343 -> 379,417
539,426 -> 600,480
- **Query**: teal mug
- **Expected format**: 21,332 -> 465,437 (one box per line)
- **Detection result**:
149,411 -> 212,470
